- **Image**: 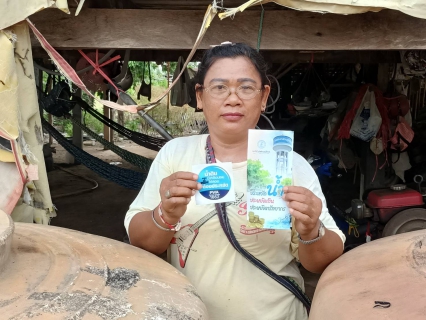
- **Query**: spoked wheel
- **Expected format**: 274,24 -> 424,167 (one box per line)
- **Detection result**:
382,208 -> 426,236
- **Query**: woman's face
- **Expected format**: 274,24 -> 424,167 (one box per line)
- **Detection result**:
196,57 -> 270,138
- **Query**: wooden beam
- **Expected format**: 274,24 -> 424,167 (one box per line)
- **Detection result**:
87,0 -> 287,10
32,47 -> 401,64
29,8 -> 426,51
264,51 -> 401,64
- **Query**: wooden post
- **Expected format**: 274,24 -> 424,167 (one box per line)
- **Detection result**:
71,89 -> 83,164
110,109 -> 115,142
48,75 -> 53,145
103,105 -> 111,148
167,61 -> 170,120
102,89 -> 113,148
118,111 -> 124,126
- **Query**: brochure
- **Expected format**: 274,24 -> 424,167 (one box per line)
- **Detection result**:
247,129 -> 294,229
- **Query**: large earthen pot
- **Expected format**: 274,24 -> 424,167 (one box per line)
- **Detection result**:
310,229 -> 426,319
0,210 -> 208,319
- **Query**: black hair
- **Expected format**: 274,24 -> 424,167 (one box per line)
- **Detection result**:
195,43 -> 269,88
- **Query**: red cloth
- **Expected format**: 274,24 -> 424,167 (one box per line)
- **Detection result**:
390,116 -> 414,151
384,95 -> 410,119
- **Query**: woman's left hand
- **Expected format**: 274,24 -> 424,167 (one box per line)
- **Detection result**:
283,186 -> 322,240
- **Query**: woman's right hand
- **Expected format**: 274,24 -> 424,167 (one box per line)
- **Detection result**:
159,172 -> 201,224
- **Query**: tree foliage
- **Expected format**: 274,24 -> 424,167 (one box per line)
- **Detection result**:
247,159 -> 273,189
128,61 -> 169,89
128,61 -> 199,92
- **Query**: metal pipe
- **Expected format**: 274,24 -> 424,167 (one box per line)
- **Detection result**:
116,90 -> 174,141
137,110 -> 174,141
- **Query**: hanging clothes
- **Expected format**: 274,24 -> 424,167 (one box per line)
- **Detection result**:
137,61 -> 152,101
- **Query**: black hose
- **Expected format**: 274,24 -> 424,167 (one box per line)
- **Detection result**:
51,166 -> 99,199
266,74 -> 281,108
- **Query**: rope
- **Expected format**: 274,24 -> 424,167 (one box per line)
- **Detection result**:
41,118 -> 146,190
256,6 -> 265,52
69,116 -> 153,171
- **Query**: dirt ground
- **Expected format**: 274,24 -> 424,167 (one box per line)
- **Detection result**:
47,138 -> 319,299
48,139 -> 157,242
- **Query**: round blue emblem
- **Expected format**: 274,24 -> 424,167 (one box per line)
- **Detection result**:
197,166 -> 231,200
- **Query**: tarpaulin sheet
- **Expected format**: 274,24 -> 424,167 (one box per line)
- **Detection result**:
219,0 -> 426,20
0,19 -> 58,223
0,0 -> 69,30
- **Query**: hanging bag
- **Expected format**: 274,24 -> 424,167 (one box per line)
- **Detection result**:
390,116 -> 414,153
350,89 -> 382,142
384,95 -> 410,119
137,61 -> 152,101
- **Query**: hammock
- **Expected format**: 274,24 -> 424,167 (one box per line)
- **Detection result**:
42,118 -> 145,190
69,117 -> 153,172
37,82 -> 153,171
75,96 -> 167,151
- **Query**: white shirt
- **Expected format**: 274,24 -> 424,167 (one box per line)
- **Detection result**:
125,134 -> 345,320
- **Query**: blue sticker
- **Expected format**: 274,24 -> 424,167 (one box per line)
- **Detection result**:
197,165 -> 231,200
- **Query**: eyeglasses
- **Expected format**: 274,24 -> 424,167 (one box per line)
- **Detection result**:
202,84 -> 262,100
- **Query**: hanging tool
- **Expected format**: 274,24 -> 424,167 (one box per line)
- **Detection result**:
414,175 -> 424,193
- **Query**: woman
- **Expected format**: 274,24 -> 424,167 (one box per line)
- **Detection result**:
125,43 -> 345,320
